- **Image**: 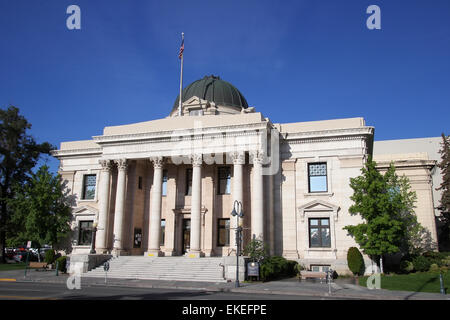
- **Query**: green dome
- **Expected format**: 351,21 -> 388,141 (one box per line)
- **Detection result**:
172,75 -> 249,112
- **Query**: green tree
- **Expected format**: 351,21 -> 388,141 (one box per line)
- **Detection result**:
344,157 -> 417,273
6,165 -> 73,255
0,106 -> 53,262
244,236 -> 269,263
436,133 -> 450,250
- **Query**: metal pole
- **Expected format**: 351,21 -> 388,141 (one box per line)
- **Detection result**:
235,222 -> 240,288
440,272 -> 445,295
24,251 -> 29,279
178,32 -> 184,117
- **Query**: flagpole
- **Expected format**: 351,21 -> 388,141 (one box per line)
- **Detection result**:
178,32 -> 184,117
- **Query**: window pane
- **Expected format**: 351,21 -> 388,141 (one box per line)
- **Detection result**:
186,169 -> 192,195
321,219 -> 329,226
160,220 -> 166,246
217,219 -> 230,246
309,163 -> 327,176
83,175 -> 96,199
321,228 -> 331,247
218,167 -> 231,195
309,176 -> 327,192
310,219 -> 319,226
162,170 -> 168,196
79,221 -> 93,245
310,228 -> 320,247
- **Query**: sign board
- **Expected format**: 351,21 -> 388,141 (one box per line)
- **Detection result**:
26,241 -> 32,249
247,262 -> 259,277
103,262 -> 110,272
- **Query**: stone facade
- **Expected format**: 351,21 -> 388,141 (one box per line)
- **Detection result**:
52,86 -> 441,277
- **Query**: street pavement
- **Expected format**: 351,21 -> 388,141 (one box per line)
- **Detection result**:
0,267 -> 448,300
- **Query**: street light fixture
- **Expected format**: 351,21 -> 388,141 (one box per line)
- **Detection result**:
90,221 -> 98,254
231,200 -> 244,288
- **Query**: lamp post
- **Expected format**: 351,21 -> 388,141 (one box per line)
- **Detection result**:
90,222 -> 98,254
231,200 -> 244,288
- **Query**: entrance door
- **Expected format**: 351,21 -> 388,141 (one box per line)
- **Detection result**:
182,219 -> 191,254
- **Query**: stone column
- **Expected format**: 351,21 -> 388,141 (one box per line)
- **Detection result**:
146,157 -> 164,257
188,154 -> 203,257
96,160 -> 112,253
230,151 -> 245,250
112,159 -> 128,255
251,151 -> 264,240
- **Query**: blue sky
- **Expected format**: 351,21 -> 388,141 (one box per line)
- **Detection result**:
0,0 -> 449,173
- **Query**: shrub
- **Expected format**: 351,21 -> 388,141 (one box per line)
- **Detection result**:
347,247 -> 365,276
55,256 -> 67,273
429,263 -> 440,273
44,249 -> 56,264
412,255 -> 431,272
259,256 -> 298,281
400,260 -> 414,274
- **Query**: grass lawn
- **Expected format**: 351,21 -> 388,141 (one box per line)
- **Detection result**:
358,271 -> 449,294
0,262 -> 27,272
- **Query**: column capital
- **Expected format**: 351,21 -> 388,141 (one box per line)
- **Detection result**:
250,150 -> 265,165
99,159 -> 112,172
150,156 -> 165,169
230,151 -> 245,165
191,154 -> 203,167
115,159 -> 128,171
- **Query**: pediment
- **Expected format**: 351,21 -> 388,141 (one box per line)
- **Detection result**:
73,205 -> 98,216
298,199 -> 339,212
184,96 -> 210,107
297,200 -> 340,222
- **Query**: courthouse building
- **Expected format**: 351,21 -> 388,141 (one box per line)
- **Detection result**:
52,75 -> 440,276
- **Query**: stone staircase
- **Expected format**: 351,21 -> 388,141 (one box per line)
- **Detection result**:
81,256 -> 227,283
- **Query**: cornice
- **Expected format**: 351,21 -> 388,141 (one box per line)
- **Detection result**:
92,122 -> 268,145
282,127 -> 374,144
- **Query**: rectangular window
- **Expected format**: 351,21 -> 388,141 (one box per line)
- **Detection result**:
160,220 -> 166,246
78,221 -> 93,245
162,170 -> 168,196
82,174 -> 96,200
218,167 -> 231,195
309,218 -> 331,248
185,168 -> 192,196
217,219 -> 230,246
311,265 -> 331,272
138,176 -> 143,190
308,163 -> 327,193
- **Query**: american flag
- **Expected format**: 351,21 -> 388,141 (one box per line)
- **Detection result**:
178,37 -> 184,59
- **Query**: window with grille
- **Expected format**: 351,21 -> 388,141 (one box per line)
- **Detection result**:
309,218 -> 331,248
308,163 -> 327,193
82,174 -> 96,200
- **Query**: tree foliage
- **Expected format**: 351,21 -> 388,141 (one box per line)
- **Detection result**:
0,106 -> 53,261
347,247 -> 365,276
436,133 -> 450,250
344,157 -> 420,270
6,165 -> 73,250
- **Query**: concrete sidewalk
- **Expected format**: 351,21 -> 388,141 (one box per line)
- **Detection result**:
0,268 -> 448,300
